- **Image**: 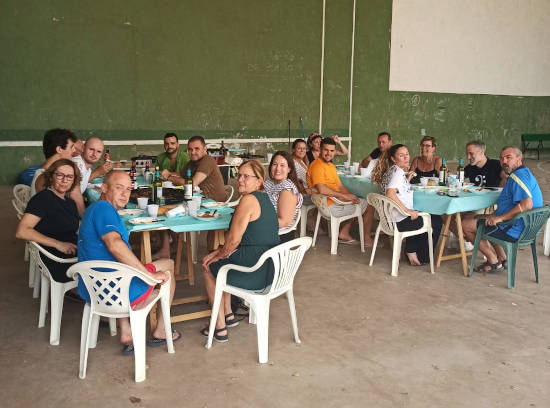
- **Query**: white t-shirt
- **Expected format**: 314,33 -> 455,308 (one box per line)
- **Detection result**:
72,155 -> 92,193
381,165 -> 413,222
30,168 -> 46,197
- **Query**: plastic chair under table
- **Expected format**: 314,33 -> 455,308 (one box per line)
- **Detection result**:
367,193 -> 434,277
67,261 -> 175,382
205,237 -> 312,363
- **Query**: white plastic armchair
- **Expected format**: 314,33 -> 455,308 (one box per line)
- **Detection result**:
543,217 -> 550,256
205,237 -> 312,363
224,185 -> 234,204
311,194 -> 365,255
366,193 -> 434,277
299,203 -> 316,237
28,241 -> 81,345
279,209 -> 301,236
67,261 -> 175,382
13,184 -> 30,209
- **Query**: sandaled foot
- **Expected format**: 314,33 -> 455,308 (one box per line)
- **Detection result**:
121,344 -> 134,356
474,261 -> 503,273
147,329 -> 182,347
200,326 -> 228,343
501,259 -> 508,269
225,312 -> 244,328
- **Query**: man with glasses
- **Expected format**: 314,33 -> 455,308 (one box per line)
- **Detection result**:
307,137 -> 376,246
72,137 -> 112,193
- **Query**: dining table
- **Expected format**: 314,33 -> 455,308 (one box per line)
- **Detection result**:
339,173 -> 501,276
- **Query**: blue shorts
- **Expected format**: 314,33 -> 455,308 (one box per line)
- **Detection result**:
485,226 -> 517,242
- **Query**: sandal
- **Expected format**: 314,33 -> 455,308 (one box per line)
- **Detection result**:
147,329 -> 182,347
200,326 -> 228,343
474,261 -> 503,273
121,344 -> 134,356
501,259 -> 508,269
225,312 -> 244,328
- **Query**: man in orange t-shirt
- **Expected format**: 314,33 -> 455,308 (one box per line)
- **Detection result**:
307,138 -> 375,246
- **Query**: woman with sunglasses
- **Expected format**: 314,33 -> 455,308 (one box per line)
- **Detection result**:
16,159 -> 81,283
409,136 -> 442,184
201,160 -> 280,342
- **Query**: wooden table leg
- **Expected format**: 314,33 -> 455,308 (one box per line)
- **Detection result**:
174,232 -> 184,278
436,214 -> 452,267
186,232 -> 195,286
141,230 -> 152,264
455,212 -> 469,276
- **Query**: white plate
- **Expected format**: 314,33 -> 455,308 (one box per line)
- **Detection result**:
192,213 -> 222,221
128,217 -> 161,225
118,209 -> 145,216
202,201 -> 225,208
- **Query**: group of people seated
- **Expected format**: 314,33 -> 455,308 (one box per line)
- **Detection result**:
15,127 -> 544,352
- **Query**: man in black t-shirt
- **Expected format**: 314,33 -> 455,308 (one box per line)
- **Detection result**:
359,132 -> 392,169
464,140 -> 504,187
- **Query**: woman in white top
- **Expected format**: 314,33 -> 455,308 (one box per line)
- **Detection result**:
264,151 -> 303,243
374,144 -> 442,265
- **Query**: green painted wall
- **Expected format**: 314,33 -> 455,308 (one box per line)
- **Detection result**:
1,0 -> 549,184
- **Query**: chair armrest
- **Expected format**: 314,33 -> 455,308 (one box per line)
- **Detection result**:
30,241 -> 78,264
331,197 -> 352,205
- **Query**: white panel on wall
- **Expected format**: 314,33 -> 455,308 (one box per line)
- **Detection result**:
389,0 -> 550,96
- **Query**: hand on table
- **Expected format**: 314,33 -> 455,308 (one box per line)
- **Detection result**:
55,241 -> 77,255
160,169 -> 171,181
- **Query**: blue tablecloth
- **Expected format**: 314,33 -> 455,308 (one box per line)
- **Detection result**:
340,175 -> 500,215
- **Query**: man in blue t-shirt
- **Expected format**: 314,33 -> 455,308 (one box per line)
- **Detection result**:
78,170 -> 180,354
463,146 -> 543,273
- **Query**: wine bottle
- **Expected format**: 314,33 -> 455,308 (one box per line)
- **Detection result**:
439,158 -> 448,186
152,167 -> 163,204
457,158 -> 464,184
184,168 -> 193,200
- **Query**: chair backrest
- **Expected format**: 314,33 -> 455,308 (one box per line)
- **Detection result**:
256,237 -> 312,294
366,193 -> 408,236
12,199 -> 24,219
29,241 -> 78,280
224,185 -> 234,203
311,194 -> 331,219
67,261 -> 161,316
516,206 -> 550,244
279,209 -> 301,235
13,184 -> 31,208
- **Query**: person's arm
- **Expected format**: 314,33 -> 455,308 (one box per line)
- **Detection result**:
90,161 -> 113,180
69,188 -> 86,217
277,189 -> 298,228
101,231 -> 169,284
331,135 -> 348,156
313,182 -> 358,203
386,188 -> 419,220
485,197 -> 532,226
499,170 -> 507,187
359,156 -> 371,169
409,157 -> 418,173
15,213 -> 77,255
34,173 -> 47,194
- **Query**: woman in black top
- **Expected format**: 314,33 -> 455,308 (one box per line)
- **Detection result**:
409,136 -> 442,184
16,159 -> 81,283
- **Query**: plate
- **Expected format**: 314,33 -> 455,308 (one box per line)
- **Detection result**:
192,212 -> 222,221
118,208 -> 144,216
202,202 -> 225,208
128,217 -> 162,225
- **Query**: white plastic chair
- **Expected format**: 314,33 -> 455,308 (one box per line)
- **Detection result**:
224,185 -> 234,204
367,193 -> 434,277
13,184 -> 31,210
279,209 -> 301,236
205,237 -> 312,363
543,217 -> 550,256
299,203 -> 316,237
28,241 -> 86,345
67,261 -> 174,382
311,194 -> 365,255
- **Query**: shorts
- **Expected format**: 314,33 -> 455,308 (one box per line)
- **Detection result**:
484,226 -> 517,242
329,198 -> 368,217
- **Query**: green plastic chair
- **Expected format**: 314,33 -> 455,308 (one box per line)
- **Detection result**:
468,206 -> 550,288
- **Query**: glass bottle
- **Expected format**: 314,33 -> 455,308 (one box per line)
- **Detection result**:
439,158 -> 448,186
184,169 -> 193,200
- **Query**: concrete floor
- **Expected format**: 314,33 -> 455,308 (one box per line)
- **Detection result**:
1,158 -> 550,408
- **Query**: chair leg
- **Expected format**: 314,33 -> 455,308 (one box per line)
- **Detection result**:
160,288 -> 175,354
38,274 -> 49,328
468,229 -> 483,277
89,314 -> 100,349
24,242 -> 30,263
286,290 -> 301,344
543,218 -> 550,256
300,207 -> 307,237
79,304 -> 92,379
312,213 -> 321,247
109,318 -> 117,336
129,313 -> 147,382
531,242 -> 539,283
205,285 -> 224,350
32,264 -> 41,298
357,212 -> 365,253
369,226 -> 382,266
48,281 -> 66,345
391,234 -> 403,277
254,299 -> 271,364
427,227 -> 435,274
330,218 -> 339,255
506,245 -> 517,289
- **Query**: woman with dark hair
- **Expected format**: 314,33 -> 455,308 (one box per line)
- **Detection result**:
373,144 -> 442,265
201,160 -> 280,342
409,136 -> 442,184
16,158 -> 81,282
264,151 -> 303,242
305,133 -> 348,164
292,139 -> 310,193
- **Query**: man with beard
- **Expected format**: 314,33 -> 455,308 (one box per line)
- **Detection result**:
158,132 -> 190,179
462,146 -> 543,273
464,140 -> 505,187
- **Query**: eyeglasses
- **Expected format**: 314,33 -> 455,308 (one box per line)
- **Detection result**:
420,143 -> 433,148
237,173 -> 258,181
54,172 -> 74,181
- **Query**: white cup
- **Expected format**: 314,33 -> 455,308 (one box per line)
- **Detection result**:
420,177 -> 429,186
162,181 -> 173,188
188,200 -> 199,216
344,161 -> 350,169
147,204 -> 159,218
267,153 -> 273,163
353,162 -> 360,167
360,168 -> 369,177
349,167 -> 356,176
137,197 -> 148,210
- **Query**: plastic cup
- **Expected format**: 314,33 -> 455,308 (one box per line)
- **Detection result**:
162,181 -> 173,188
420,177 -> 429,186
137,197 -> 148,210
360,168 -> 369,177
147,204 -> 159,218
188,200 -> 199,216
344,161 -> 350,170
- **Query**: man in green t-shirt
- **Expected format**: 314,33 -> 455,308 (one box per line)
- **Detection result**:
158,133 -> 189,179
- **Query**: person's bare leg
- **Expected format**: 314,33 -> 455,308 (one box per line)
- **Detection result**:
461,216 -> 479,244
338,220 -> 353,241
153,231 -> 171,260
362,205 -> 375,246
478,239 -> 499,268
406,252 -> 421,266
491,242 -> 507,262
202,266 -> 228,336
119,317 -> 132,344
151,258 -> 176,339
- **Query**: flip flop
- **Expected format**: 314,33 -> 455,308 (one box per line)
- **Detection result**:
474,261 -> 503,273
147,329 -> 182,347
338,239 -> 358,245
121,344 -> 134,356
364,241 -> 384,248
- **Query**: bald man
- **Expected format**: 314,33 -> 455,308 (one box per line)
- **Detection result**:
77,170 -> 181,353
72,137 -> 113,193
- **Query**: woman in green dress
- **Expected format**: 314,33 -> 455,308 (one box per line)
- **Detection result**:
201,160 -> 280,342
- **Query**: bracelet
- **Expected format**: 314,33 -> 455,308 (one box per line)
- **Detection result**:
517,203 -> 523,212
